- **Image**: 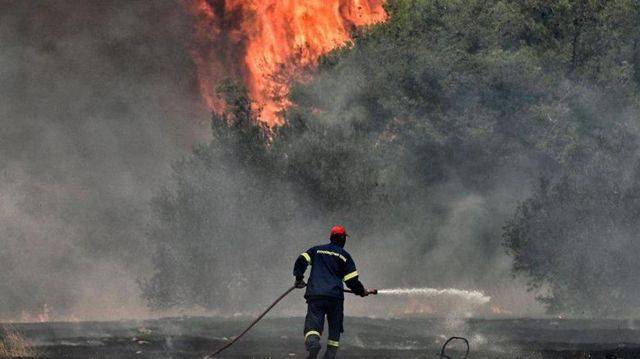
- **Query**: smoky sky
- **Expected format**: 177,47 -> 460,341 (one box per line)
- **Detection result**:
0,0 -> 209,319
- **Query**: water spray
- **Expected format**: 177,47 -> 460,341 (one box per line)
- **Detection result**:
345,287 -> 491,305
378,287 -> 491,304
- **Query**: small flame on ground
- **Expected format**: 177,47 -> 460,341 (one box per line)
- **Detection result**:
394,297 -> 434,316
20,303 -> 50,323
377,287 -> 491,305
490,304 -> 512,315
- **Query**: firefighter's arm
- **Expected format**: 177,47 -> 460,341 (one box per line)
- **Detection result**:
343,256 -> 367,296
293,249 -> 312,287
345,275 -> 367,296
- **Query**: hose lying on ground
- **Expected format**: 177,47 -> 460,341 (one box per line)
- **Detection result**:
439,336 -> 469,359
205,285 -> 296,358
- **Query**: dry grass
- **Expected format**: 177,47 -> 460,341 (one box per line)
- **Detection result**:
0,326 -> 38,358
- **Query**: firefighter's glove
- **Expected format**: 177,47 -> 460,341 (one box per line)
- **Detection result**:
361,288 -> 376,297
294,278 -> 307,289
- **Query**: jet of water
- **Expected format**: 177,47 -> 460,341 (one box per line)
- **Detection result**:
376,287 -> 491,305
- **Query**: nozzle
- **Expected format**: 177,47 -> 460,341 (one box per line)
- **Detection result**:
369,289 -> 378,295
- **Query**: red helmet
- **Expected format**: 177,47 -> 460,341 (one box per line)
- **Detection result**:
330,225 -> 349,237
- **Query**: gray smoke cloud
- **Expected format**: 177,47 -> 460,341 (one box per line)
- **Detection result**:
140,80 -> 545,319
0,1 -> 208,320
0,1 -> 584,324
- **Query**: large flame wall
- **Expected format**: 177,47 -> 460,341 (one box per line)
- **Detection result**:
185,0 -> 387,126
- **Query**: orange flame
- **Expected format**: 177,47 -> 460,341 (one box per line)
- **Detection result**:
20,304 -> 50,323
393,297 -> 435,316
490,304 -> 512,315
185,0 -> 387,126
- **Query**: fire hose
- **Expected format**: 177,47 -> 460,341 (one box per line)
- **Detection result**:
439,336 -> 469,359
205,286 -> 469,358
205,285 -> 297,358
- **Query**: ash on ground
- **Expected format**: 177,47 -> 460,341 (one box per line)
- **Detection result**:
6,317 -> 640,358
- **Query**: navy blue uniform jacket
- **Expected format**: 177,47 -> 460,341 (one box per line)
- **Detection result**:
293,242 -> 366,300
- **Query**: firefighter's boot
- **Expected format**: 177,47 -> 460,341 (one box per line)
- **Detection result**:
323,345 -> 338,359
305,334 -> 321,359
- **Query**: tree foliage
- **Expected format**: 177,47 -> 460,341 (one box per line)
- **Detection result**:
144,0 -> 640,316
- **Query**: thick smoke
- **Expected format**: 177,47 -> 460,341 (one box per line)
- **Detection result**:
143,0 -> 640,319
0,1 -> 207,320
142,80 -> 542,318
5,0 -> 639,322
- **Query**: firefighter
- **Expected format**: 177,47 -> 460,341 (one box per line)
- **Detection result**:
293,225 -> 374,359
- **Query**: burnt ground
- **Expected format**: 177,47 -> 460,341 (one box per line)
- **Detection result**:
4,317 -> 640,358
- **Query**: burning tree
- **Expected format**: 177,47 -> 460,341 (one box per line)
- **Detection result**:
184,0 -> 387,125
